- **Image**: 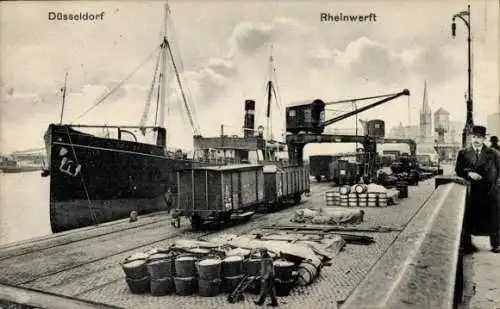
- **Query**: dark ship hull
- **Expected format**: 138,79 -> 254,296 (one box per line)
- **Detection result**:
44,124 -> 193,233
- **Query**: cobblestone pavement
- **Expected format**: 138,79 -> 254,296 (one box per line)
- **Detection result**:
465,236 -> 500,309
0,180 -> 437,309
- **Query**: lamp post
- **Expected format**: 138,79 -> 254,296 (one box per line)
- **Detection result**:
451,4 -> 473,148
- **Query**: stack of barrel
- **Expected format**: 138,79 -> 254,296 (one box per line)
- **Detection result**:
339,186 -> 350,207
174,255 -> 198,295
147,252 -> 176,296
197,257 -> 223,297
222,255 -> 245,293
325,190 -> 341,206
121,253 -> 151,294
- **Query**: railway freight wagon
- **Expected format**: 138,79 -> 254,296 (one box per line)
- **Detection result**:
309,155 -> 336,182
263,164 -> 310,209
175,164 -> 265,229
332,160 -> 359,186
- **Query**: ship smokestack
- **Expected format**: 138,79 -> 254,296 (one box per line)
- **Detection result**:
244,100 -> 256,137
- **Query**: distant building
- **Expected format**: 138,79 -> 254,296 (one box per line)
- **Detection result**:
434,108 -> 461,160
419,81 -> 433,143
388,82 -> 462,161
487,112 -> 500,137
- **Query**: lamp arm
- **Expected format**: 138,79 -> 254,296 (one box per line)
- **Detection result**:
453,14 -> 470,29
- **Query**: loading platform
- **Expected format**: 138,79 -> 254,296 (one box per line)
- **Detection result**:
0,173 -> 468,309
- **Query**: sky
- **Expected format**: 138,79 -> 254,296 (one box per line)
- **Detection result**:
0,0 -> 498,156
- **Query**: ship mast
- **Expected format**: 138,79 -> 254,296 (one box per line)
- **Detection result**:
59,71 -> 68,124
158,2 -> 169,129
266,45 -> 274,142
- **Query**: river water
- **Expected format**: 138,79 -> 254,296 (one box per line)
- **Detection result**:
0,171 -> 52,246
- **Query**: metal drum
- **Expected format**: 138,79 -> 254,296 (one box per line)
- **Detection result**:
186,247 -> 211,258
197,258 -> 222,280
224,274 -> 244,293
125,276 -> 150,294
354,184 -> 368,194
226,248 -> 251,259
150,277 -> 175,296
174,276 -> 197,296
244,257 -> 262,276
397,181 -> 408,198
222,255 -> 244,277
339,185 -> 351,195
273,259 -> 294,281
198,278 -> 222,297
175,255 -> 197,278
121,259 -> 148,279
146,252 -> 176,279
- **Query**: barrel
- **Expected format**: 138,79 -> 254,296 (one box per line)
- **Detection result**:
222,255 -> 244,277
146,253 -> 176,279
197,258 -> 222,280
175,255 -> 197,278
397,182 -> 408,198
244,257 -> 262,276
273,259 -> 294,281
121,259 -> 148,279
150,277 -> 175,296
296,262 -> 317,286
339,185 -> 351,195
186,247 -> 211,258
174,277 -> 197,295
226,248 -> 251,259
224,274 -> 244,293
125,276 -> 150,294
354,184 -> 368,194
275,278 -> 295,297
198,278 -> 222,297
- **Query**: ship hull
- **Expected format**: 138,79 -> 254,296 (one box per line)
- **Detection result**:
45,124 -> 193,233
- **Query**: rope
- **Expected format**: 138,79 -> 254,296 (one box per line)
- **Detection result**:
140,50 -> 162,133
64,127 -> 99,226
167,16 -> 201,134
75,46 -> 161,120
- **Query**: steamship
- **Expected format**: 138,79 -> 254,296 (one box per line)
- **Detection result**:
42,3 -> 196,233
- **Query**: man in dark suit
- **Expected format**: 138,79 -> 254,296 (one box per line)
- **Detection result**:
455,125 -> 500,253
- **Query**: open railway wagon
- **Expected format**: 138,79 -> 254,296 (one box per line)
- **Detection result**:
174,163 -> 309,229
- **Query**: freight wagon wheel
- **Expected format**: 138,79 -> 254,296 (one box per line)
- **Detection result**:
293,193 -> 302,205
191,215 -> 202,230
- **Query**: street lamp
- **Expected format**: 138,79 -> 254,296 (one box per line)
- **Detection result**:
451,5 -> 473,148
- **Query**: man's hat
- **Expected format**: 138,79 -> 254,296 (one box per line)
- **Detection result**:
491,136 -> 498,143
471,125 -> 486,137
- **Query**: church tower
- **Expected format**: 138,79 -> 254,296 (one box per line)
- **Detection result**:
419,81 -> 432,142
